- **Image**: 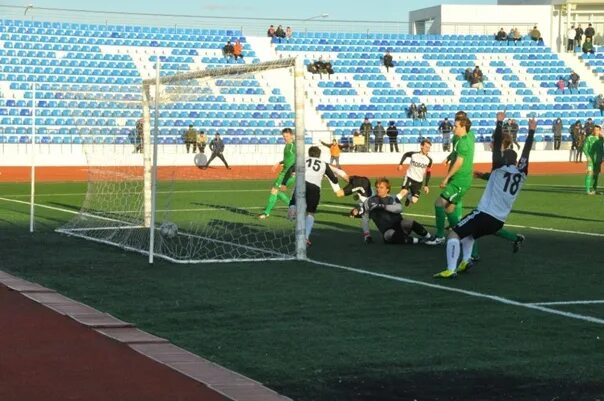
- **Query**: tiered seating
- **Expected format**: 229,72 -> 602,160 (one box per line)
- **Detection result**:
580,48 -> 604,82
0,18 -> 299,145
276,32 -> 602,145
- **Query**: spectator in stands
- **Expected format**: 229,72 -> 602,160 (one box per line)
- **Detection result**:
386,121 -> 399,152
408,103 -> 418,119
557,76 -> 566,93
552,118 -> 563,150
571,120 -> 585,162
286,26 -> 293,41
233,39 -> 244,60
183,124 -> 198,153
438,117 -> 453,152
373,121 -> 386,152
495,28 -> 507,41
511,27 -> 522,44
202,133 -> 231,169
352,129 -> 365,152
383,51 -> 394,72
267,25 -> 276,37
582,37 -> 594,54
567,26 -> 576,52
529,26 -> 541,42
197,130 -> 207,153
471,66 -> 485,92
464,67 -> 473,82
568,71 -> 580,93
575,24 -> 584,47
418,103 -> 428,120
585,118 -> 595,138
320,138 -> 344,168
585,23 -> 595,43
222,40 -> 234,61
596,94 -> 604,116
275,25 -> 286,43
134,118 -> 144,153
360,118 -> 373,152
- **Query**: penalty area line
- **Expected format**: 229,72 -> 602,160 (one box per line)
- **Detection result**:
307,258 -> 604,326
528,300 -> 604,306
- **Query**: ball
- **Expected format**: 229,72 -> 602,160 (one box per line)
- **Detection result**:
159,222 -> 178,239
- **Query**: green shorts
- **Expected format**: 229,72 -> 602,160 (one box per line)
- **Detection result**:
440,181 -> 470,204
273,170 -> 295,188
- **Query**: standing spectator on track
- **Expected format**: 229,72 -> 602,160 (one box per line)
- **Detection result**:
196,130 -> 207,153
552,118 -> 563,150
584,23 -> 595,43
567,26 -> 576,52
596,94 -> 604,116
383,51 -> 394,72
183,124 -> 197,153
373,121 -> 386,152
575,24 -> 584,48
571,120 -> 585,163
134,118 -> 144,153
233,39 -> 244,60
320,138 -> 344,168
360,117 -> 373,152
439,117 -> 453,152
202,133 -> 231,170
386,121 -> 399,152
508,119 -> 520,150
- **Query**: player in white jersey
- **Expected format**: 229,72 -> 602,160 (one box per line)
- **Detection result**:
396,138 -> 433,206
434,112 -> 536,278
281,146 -> 340,246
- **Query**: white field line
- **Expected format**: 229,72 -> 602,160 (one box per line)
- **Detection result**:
1,196 -> 602,324
529,300 -> 604,306
307,259 -> 604,326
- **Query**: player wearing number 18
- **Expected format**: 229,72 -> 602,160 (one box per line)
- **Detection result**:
434,112 -> 536,278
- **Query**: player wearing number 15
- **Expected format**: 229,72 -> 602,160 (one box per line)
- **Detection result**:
258,128 -> 296,219
434,112 -> 536,278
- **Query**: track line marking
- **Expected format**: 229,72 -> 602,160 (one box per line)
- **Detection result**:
529,300 -> 604,306
307,259 -> 604,326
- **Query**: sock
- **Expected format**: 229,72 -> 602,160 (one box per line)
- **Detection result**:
461,237 -> 475,262
396,193 -> 403,201
435,206 -> 446,237
446,209 -> 460,228
585,174 -> 593,193
411,221 -> 428,237
455,201 -> 464,220
446,238 -> 460,271
263,193 -> 278,215
593,174 -> 599,191
277,191 -> 290,205
471,241 -> 479,258
305,214 -> 314,240
495,228 -> 517,241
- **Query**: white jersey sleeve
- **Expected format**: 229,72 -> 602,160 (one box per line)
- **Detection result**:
477,165 -> 526,222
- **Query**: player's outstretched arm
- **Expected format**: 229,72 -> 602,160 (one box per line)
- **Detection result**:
518,118 -> 537,175
492,111 -> 506,170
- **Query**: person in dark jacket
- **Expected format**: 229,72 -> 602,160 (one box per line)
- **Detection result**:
202,133 -> 231,169
386,121 -> 399,152
552,118 -> 563,150
383,51 -> 394,72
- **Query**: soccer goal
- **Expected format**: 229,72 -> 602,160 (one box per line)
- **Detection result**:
57,57 -> 307,264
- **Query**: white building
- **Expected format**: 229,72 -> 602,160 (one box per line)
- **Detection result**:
410,0 -> 604,52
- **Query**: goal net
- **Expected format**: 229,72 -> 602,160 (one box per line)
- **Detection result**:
57,57 -> 307,263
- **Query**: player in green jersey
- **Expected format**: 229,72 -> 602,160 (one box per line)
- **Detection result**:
258,127 -> 296,219
583,124 -> 603,195
426,112 -> 475,245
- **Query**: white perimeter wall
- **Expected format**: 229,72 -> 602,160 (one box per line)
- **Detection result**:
0,143 -> 578,167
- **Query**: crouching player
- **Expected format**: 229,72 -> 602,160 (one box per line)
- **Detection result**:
350,177 -> 434,245
330,167 -> 374,243
281,146 -> 341,246
434,112 -> 536,278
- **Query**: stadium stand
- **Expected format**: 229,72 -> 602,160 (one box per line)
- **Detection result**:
0,18 -> 602,147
